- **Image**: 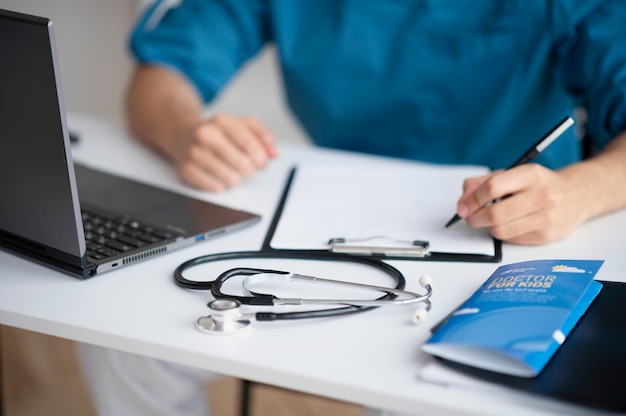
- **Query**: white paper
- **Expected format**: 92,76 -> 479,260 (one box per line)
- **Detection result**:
270,160 -> 495,256
418,356 -> 512,394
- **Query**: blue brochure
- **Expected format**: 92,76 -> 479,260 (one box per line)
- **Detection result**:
422,259 -> 604,377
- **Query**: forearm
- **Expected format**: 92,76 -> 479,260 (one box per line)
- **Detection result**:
560,129 -> 626,221
125,64 -> 279,192
126,65 -> 204,163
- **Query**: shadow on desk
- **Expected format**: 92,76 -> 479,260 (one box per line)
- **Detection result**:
0,326 -> 363,416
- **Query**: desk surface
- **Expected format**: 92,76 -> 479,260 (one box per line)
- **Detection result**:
2,114 -> 625,416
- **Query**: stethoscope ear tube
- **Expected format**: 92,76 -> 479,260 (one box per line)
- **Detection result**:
211,267 -> 281,306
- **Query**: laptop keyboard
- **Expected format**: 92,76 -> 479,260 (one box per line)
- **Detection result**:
81,209 -> 182,261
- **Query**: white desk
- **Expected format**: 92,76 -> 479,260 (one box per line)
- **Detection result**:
2,114 -> 625,416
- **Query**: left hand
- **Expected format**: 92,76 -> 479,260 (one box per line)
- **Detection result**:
455,164 -> 588,245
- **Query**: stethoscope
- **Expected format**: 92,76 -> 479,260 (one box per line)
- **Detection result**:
173,250 -> 433,334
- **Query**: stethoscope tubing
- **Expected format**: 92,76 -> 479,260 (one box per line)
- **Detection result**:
174,250 -> 408,320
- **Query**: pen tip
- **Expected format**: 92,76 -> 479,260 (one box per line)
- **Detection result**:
445,214 -> 461,228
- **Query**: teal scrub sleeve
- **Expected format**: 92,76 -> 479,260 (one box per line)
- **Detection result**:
553,0 -> 626,149
129,0 -> 270,103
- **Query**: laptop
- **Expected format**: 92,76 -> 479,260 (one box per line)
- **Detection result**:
0,9 -> 261,279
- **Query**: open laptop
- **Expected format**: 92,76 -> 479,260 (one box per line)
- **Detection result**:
0,9 -> 261,279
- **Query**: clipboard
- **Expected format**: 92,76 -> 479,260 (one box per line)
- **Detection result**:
262,166 -> 502,262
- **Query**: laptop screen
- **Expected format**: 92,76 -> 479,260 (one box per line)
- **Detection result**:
0,9 -> 261,278
0,10 -> 85,257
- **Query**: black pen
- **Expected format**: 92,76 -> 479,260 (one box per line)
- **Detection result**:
444,116 -> 575,228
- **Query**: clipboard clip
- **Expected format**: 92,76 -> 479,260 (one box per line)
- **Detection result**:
327,236 -> 430,258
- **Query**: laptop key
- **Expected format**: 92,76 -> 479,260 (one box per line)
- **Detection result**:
105,240 -> 134,252
116,234 -> 145,248
151,230 -> 177,239
81,208 -> 179,262
137,233 -> 161,244
97,247 -> 119,257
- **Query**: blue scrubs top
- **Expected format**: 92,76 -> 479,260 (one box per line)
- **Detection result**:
130,0 -> 626,170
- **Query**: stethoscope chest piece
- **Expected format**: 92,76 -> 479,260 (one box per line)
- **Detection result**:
196,299 -> 251,334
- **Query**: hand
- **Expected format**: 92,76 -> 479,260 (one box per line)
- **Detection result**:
455,164 -> 589,245
173,113 -> 279,192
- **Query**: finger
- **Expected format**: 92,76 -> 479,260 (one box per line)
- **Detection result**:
456,174 -> 492,217
195,120 -> 257,177
182,123 -> 252,189
244,116 -> 279,159
461,168 -> 533,217
212,114 -> 274,169
472,188 -> 573,245
461,174 -> 492,195
178,158 -> 236,192
465,191 -> 535,229
487,209 -> 571,245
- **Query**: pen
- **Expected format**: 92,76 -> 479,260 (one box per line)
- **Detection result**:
444,116 -> 575,228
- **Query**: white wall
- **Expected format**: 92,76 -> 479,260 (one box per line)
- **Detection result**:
1,0 -> 308,143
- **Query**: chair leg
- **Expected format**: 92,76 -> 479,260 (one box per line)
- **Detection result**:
240,379 -> 252,416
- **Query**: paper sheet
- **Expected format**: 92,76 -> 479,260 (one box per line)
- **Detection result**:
270,160 -> 496,256
418,356 -> 513,394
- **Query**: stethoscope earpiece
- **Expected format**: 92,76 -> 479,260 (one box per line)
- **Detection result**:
419,274 -> 433,289
411,308 -> 429,325
409,274 -> 433,325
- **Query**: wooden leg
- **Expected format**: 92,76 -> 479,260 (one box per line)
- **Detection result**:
1,326 -> 4,416
240,379 -> 252,416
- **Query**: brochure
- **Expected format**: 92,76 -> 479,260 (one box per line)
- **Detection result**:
422,259 -> 604,377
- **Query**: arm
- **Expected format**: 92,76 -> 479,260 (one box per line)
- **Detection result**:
456,129 -> 626,245
126,65 -> 278,192
457,3 -> 626,245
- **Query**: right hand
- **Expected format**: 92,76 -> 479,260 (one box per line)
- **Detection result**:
174,113 -> 279,192
455,164 -> 587,245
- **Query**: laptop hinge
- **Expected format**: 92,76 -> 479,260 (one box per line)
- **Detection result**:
46,246 -> 89,267
0,229 -> 96,279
